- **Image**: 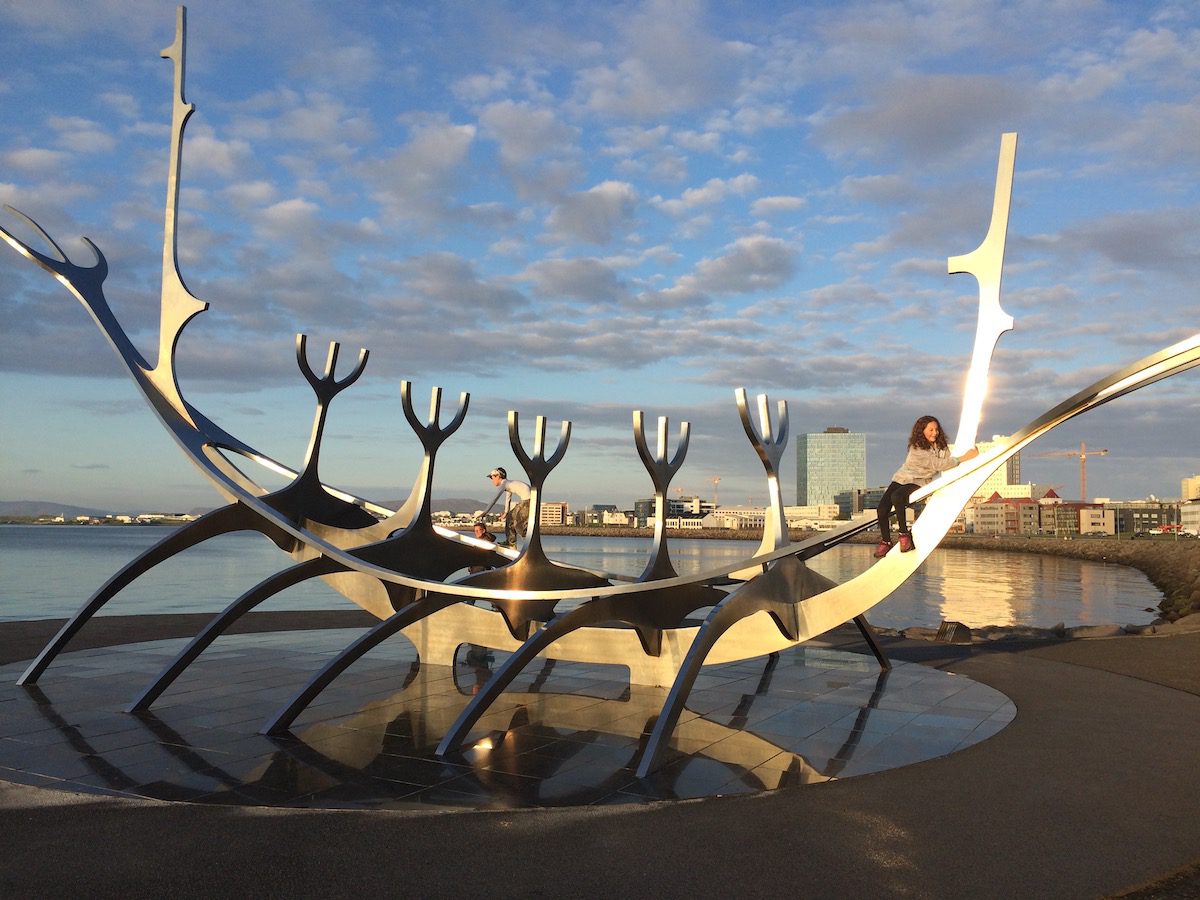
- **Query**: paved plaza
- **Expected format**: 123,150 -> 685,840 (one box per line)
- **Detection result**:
1,611 -> 1198,898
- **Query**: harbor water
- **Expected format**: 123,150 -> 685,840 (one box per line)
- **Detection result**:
0,526 -> 1161,630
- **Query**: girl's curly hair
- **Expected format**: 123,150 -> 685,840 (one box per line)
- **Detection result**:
909,415 -> 949,451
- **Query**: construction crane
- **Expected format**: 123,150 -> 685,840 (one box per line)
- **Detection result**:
1034,441 -> 1109,501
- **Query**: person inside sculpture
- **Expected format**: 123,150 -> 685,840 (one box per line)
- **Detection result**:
467,521 -> 498,574
484,467 -> 531,547
875,416 -> 978,558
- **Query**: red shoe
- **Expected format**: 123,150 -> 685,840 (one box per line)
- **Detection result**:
898,533 -> 915,553
873,540 -> 893,559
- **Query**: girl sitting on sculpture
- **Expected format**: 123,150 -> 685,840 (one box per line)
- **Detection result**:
875,415 -> 978,558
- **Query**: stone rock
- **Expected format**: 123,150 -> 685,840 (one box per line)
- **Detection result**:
1122,623 -> 1157,635
1157,612 -> 1200,634
1065,623 -> 1125,639
900,626 -> 939,641
974,625 -> 1058,642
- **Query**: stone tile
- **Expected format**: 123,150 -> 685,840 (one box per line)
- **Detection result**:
0,630 -> 1014,811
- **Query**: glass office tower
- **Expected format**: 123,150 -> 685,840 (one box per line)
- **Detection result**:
796,427 -> 866,506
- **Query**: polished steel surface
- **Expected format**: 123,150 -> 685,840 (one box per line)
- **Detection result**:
3,8 -> 1197,777
632,411 -> 690,581
947,132 -> 1017,453
735,389 -> 790,572
0,630 -> 1014,809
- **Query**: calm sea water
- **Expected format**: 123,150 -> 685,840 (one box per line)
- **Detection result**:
0,525 -> 1161,629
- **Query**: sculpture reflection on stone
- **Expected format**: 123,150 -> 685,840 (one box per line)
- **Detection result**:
3,7 -> 1199,779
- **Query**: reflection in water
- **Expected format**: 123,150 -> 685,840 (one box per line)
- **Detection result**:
1,527 -> 1160,628
541,537 -> 1161,629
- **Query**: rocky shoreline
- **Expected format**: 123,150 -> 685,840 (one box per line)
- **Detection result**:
538,526 -> 1200,642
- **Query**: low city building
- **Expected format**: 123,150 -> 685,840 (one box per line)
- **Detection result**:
1181,475 -> 1200,502
539,502 -> 569,527
1180,499 -> 1200,535
701,507 -> 764,529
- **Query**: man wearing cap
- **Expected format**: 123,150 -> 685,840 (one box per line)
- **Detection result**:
485,467 -> 531,546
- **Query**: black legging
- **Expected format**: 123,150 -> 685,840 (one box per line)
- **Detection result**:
876,481 -> 918,542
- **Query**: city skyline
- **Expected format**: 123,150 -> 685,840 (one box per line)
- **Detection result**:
2,1 -> 1198,513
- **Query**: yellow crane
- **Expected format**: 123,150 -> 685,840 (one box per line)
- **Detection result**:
1034,441 -> 1109,501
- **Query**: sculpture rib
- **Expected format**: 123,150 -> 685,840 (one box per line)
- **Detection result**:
634,333 -> 1200,775
125,555 -> 345,713
16,503 -> 292,685
261,591 -> 464,735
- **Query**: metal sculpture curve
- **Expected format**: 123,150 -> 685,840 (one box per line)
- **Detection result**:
4,8 -> 1198,778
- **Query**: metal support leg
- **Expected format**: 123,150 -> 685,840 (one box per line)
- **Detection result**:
261,592 -> 457,735
635,600 -> 744,779
436,604 -> 605,757
126,556 -> 344,712
18,504 -> 280,685
853,614 -> 892,670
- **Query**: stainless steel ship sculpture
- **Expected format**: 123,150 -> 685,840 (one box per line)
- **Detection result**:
4,8 -> 1199,778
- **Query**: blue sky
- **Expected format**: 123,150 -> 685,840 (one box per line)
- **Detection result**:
1,0 -> 1198,513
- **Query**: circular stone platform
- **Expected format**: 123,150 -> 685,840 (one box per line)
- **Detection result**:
0,629 -> 1013,810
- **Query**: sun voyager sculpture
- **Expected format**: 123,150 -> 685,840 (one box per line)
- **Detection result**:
4,8 -> 1199,779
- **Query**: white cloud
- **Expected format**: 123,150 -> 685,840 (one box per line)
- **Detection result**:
840,174 -> 916,206
222,181 -> 278,207
574,0 -> 751,118
518,257 -> 628,304
2,147 -> 70,176
453,69 -> 515,103
656,235 -> 796,304
545,181 -> 639,245
256,197 -> 320,241
182,128 -> 254,179
2,0 -> 1198,510
688,235 -> 795,294
278,94 -> 375,146
657,173 -> 759,217
395,252 -> 528,322
478,99 -> 580,195
751,195 -> 807,217
99,92 -> 139,119
47,116 -> 116,154
814,74 -> 1032,162
361,119 -> 477,226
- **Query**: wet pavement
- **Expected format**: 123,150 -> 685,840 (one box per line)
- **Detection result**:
0,629 -> 1012,810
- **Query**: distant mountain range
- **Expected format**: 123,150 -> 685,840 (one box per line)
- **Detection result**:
383,498 -> 492,515
0,500 -> 114,519
1,498 -> 493,519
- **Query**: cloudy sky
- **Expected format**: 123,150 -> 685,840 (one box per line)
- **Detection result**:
1,0 -> 1198,514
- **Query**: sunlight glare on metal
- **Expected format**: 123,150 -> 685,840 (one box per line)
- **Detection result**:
1,234 -> 31,258
948,133 -> 1017,453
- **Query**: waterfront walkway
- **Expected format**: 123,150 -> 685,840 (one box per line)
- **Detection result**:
1,612 -> 1198,899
